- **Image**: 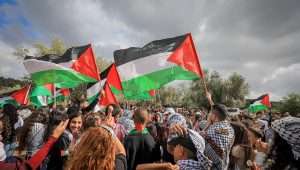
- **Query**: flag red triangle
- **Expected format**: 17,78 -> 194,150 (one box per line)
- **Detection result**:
261,94 -> 271,107
44,83 -> 55,95
11,85 -> 31,105
99,83 -> 118,106
72,45 -> 100,81
167,33 -> 205,78
107,64 -> 122,90
60,88 -> 70,96
149,89 -> 156,97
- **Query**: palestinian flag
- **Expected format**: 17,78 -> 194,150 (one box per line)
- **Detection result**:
30,84 -> 53,107
0,85 -> 31,107
30,84 -> 70,107
248,94 -> 271,113
86,81 -> 102,104
86,63 -> 122,107
100,63 -> 122,90
24,44 -> 100,87
48,88 -> 70,105
125,90 -> 156,101
62,44 -> 100,81
114,33 -> 203,98
99,82 -> 118,106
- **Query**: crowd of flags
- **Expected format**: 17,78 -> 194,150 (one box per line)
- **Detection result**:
0,33 -> 271,113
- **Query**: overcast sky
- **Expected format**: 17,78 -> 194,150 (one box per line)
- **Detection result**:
0,0 -> 299,100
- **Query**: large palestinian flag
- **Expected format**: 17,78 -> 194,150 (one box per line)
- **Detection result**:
248,94 -> 271,113
114,33 -> 203,98
24,44 -> 100,87
0,85 -> 31,108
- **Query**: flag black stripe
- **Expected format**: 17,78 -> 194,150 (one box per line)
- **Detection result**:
24,44 -> 90,64
113,34 -> 188,66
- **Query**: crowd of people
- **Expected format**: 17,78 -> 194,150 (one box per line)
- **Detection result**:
0,94 -> 299,170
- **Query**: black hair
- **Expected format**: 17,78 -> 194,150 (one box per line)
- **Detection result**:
44,109 -> 68,141
3,104 -> 18,125
212,104 -> 227,120
17,109 -> 49,151
267,133 -> 300,169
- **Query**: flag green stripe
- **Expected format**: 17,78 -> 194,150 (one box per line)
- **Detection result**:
30,86 -> 52,97
121,66 -> 198,95
248,104 -> 268,113
31,69 -> 96,87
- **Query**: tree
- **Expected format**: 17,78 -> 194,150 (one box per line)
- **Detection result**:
279,93 -> 300,116
183,71 -> 249,109
34,38 -> 66,56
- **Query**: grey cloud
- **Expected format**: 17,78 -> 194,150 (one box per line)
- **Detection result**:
0,0 -> 299,100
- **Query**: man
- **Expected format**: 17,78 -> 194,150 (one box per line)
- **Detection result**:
203,104 -> 235,170
124,108 -> 160,170
167,113 -> 211,169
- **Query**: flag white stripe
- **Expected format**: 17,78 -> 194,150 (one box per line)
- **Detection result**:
117,52 -> 175,81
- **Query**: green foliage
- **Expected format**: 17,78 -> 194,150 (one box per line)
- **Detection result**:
182,71 -> 249,109
34,38 -> 66,56
279,93 -> 300,116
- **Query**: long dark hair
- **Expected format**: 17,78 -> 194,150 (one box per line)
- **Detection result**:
44,109 -> 68,141
267,133 -> 300,169
229,122 -> 252,168
66,106 -> 82,132
17,109 -> 49,151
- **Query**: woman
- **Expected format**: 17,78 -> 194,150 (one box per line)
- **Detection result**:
0,119 -> 69,170
45,109 -> 70,170
17,109 -> 49,158
229,122 -> 252,170
66,127 -> 127,170
264,116 -> 300,169
2,104 -> 23,157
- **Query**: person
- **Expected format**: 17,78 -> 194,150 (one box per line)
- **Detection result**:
66,127 -> 127,170
124,108 -> 160,170
83,112 -> 102,130
0,119 -> 69,170
118,110 -> 134,134
0,119 -> 6,161
104,104 -> 127,142
2,104 -> 23,157
203,104 -> 235,170
167,113 -> 211,169
262,116 -> 300,169
17,109 -> 49,158
229,122 -> 252,170
46,109 -> 71,170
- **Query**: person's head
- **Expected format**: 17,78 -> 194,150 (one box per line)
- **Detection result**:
105,104 -> 121,120
208,104 -> 227,123
83,112 -> 101,130
168,137 -> 197,162
153,112 -> 162,123
133,108 -> 148,125
45,109 -> 68,141
3,104 -> 18,123
66,127 -> 115,170
67,108 -> 83,135
17,108 -> 49,151
269,116 -> 300,169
